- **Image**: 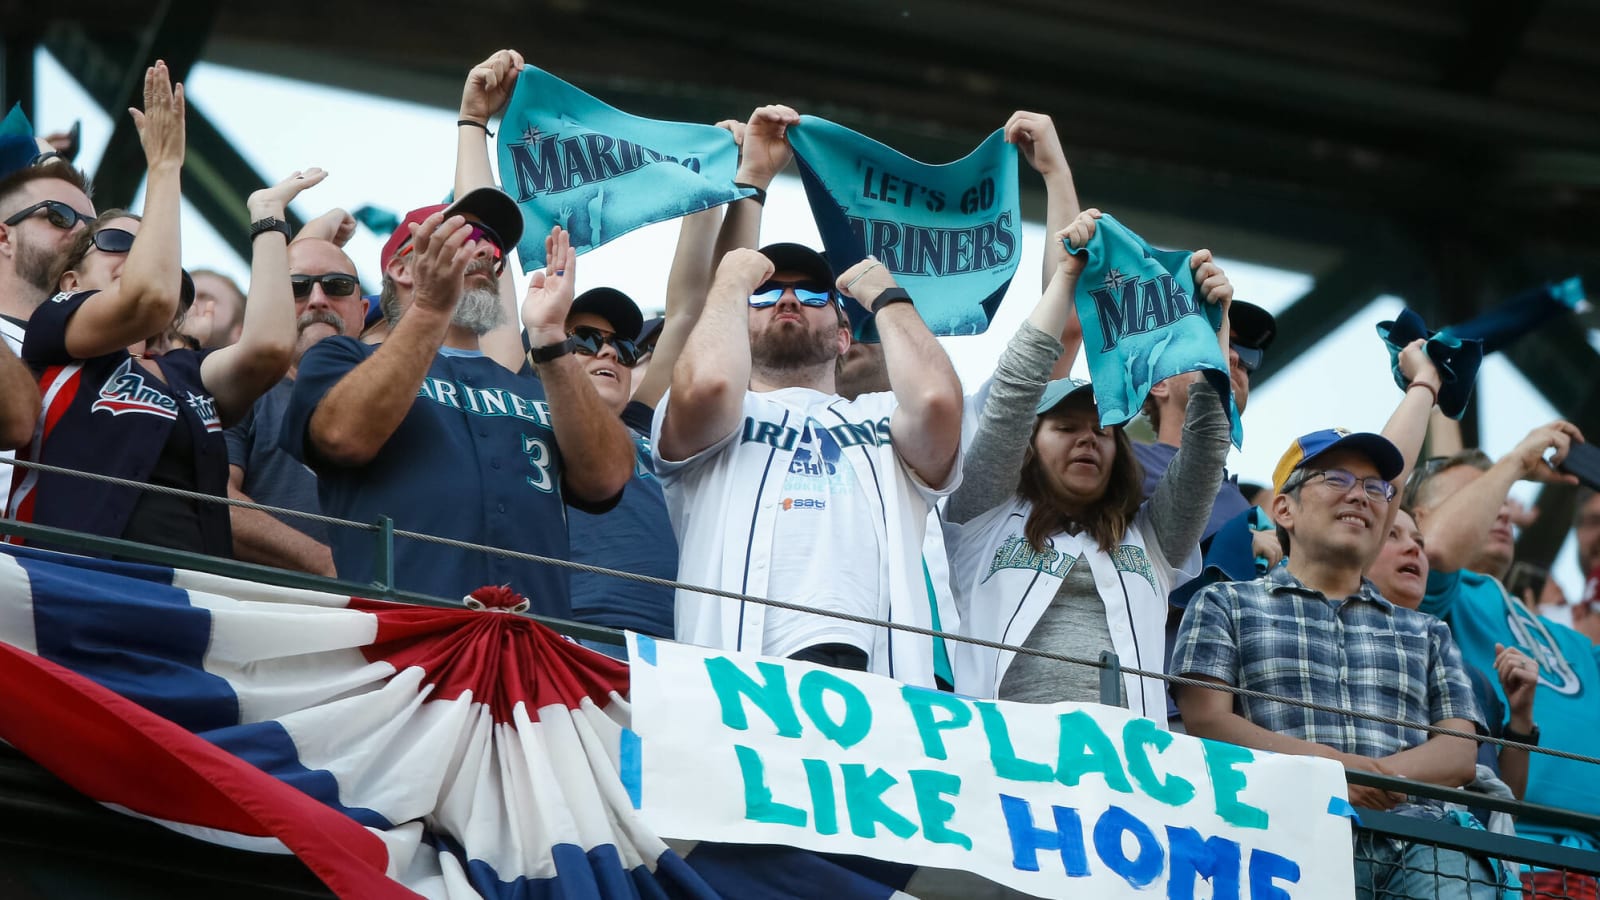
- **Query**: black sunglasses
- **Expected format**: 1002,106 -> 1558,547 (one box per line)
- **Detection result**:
1230,341 -> 1263,374
290,273 -> 360,299
90,227 -> 136,254
4,199 -> 95,231
568,325 -> 640,367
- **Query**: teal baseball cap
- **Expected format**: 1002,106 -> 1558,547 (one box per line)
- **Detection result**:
1036,378 -> 1096,416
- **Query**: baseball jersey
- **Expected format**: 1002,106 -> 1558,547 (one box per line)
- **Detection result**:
567,400 -> 676,637
282,337 -> 590,616
11,290 -> 231,556
225,377 -> 329,545
1,313 -> 25,504
652,386 -> 958,686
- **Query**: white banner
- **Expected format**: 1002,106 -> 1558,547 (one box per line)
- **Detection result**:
627,634 -> 1355,899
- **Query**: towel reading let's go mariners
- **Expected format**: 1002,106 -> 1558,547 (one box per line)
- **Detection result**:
789,116 -> 1021,339
1069,214 -> 1243,446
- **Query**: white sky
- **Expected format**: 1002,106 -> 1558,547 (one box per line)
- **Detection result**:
30,51 -> 1590,598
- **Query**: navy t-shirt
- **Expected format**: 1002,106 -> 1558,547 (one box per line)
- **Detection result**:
567,400 -> 677,637
282,338 -> 586,616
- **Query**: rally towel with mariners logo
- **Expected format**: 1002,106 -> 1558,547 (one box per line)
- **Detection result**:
788,116 -> 1022,340
1066,214 -> 1242,446
495,66 -> 753,268
0,544 -> 951,899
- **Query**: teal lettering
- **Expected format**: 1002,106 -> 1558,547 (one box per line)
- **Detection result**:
1202,740 -> 1269,830
1055,710 -> 1132,793
734,745 -> 806,827
909,769 -> 970,850
802,757 -> 838,836
704,657 -> 803,738
1123,718 -> 1195,807
797,670 -> 872,750
978,703 -> 1053,782
841,764 -> 917,840
901,686 -> 972,760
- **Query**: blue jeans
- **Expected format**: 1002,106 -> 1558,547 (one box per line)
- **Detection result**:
1354,832 -> 1503,900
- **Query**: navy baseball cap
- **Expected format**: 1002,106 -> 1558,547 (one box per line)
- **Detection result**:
1036,378 -> 1096,416
759,242 -> 837,293
569,287 -> 643,341
380,187 -> 525,271
1272,428 -> 1404,495
1230,301 -> 1276,351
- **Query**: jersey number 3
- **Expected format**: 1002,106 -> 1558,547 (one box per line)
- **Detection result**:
522,434 -> 554,493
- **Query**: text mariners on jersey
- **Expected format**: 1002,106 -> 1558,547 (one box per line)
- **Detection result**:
1088,267 -> 1202,352
92,358 -> 221,432
984,534 -> 1159,592
740,414 -> 893,453
417,376 -> 554,426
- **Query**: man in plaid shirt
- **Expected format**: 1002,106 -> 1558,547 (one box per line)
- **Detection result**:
1173,428 -> 1491,899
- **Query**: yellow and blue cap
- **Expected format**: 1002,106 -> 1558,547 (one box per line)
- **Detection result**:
1272,428 -> 1403,495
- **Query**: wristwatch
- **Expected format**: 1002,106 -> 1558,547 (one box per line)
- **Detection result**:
249,216 -> 292,241
528,337 -> 578,364
1502,723 -> 1540,746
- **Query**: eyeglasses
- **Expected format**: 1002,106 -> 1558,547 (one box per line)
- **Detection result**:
1230,342 -> 1263,374
396,223 -> 507,275
89,228 -> 136,254
4,199 -> 95,231
1289,468 -> 1396,502
290,273 -> 360,299
749,281 -> 836,309
568,325 -> 640,367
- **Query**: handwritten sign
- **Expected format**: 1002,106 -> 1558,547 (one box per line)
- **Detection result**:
627,635 -> 1353,898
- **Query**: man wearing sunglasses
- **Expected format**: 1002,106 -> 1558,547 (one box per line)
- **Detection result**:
655,236 -> 964,687
0,164 -> 96,348
226,238 -> 368,577
1175,429 -> 1491,899
284,198 -> 634,616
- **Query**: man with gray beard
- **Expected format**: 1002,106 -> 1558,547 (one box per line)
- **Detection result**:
280,193 -> 634,613
225,236 -> 367,574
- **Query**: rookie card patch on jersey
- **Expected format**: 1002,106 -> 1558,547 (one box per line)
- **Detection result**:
91,358 -> 179,421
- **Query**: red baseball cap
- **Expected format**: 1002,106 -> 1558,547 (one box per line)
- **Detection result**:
377,187 -> 525,272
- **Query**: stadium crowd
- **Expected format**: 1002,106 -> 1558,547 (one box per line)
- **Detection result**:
1,51 -> 1598,900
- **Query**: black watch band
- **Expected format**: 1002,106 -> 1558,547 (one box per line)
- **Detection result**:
249,216 -> 292,241
528,336 -> 578,364
1502,723 -> 1540,746
871,287 -> 913,316
733,182 -> 767,205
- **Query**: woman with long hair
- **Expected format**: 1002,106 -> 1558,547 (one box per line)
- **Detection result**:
10,61 -> 316,557
944,209 -> 1234,718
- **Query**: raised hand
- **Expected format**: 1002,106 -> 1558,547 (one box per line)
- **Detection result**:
1004,111 -> 1068,177
735,104 -> 799,188
836,256 -> 901,312
461,49 -> 525,123
522,226 -> 577,346
1055,208 -> 1101,278
715,118 -> 747,149
1494,642 -> 1538,730
129,60 -> 186,171
248,168 -> 328,222
714,247 -> 776,296
1190,249 -> 1234,311
1509,420 -> 1586,484
407,213 -> 477,317
1397,337 -> 1442,397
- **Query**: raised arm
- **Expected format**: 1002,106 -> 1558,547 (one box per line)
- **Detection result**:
632,206 -> 720,410
63,62 -> 185,359
1004,111 -> 1080,291
0,342 -> 39,449
711,105 -> 797,264
307,212 -> 476,466
945,213 -> 1097,523
1418,420 -> 1583,573
294,208 -> 357,246
658,248 -> 770,462
836,258 -> 962,489
1375,339 -> 1443,536
521,226 -> 635,502
201,170 -> 325,425
455,49 -> 528,372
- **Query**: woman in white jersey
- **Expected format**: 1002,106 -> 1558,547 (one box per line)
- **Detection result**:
944,209 -> 1234,719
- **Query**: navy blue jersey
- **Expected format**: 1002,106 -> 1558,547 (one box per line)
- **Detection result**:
11,290 -> 231,556
282,337 -> 581,615
567,400 -> 677,637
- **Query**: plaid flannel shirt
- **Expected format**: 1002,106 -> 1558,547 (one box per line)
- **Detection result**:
1172,567 -> 1483,757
